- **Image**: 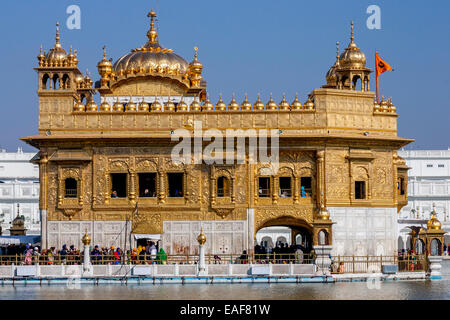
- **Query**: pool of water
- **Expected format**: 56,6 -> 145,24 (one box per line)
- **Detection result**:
1,279 -> 449,300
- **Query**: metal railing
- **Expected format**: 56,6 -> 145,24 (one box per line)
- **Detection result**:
0,253 -> 314,266
330,255 -> 427,274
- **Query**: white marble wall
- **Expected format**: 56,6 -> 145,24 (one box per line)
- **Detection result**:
162,220 -> 247,255
47,221 -> 129,250
329,207 -> 397,256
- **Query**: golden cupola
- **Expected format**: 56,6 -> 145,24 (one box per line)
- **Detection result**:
427,208 -> 442,231
279,94 -> 290,110
97,46 -> 113,88
202,96 -> 214,111
266,93 -> 278,110
45,22 -> 68,65
291,93 -> 302,110
188,47 -> 203,87
112,10 -> 189,83
253,94 -> 265,111
325,41 -> 340,85
215,95 -> 226,111
228,94 -> 239,111
339,22 -> 366,69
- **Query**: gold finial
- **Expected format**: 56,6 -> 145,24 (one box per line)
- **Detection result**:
350,21 -> 354,42
147,9 -> 158,43
336,41 -> 340,61
194,46 -> 198,59
81,228 -> 91,246
40,45 -> 43,54
102,45 -> 107,59
197,226 -> 206,245
55,22 -> 61,48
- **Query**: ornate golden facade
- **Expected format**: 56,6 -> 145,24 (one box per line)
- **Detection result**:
23,13 -> 412,255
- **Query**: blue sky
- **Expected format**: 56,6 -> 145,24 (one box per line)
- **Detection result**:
0,0 -> 449,151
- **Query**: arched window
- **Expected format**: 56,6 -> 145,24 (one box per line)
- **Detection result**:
64,178 -> 77,198
415,239 -> 425,255
62,74 -> 70,89
217,176 -> 230,197
52,74 -> 60,90
318,230 -> 328,245
352,75 -> 362,91
430,238 -> 441,256
42,74 -> 49,90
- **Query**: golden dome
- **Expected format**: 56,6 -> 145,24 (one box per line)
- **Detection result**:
45,22 -> 68,63
190,98 -> 202,112
317,205 -> 330,220
291,93 -> 302,110
253,94 -> 265,111
304,97 -> 314,110
197,227 -> 206,245
97,46 -> 113,78
228,94 -> 240,111
266,93 -> 278,110
240,94 -> 252,111
81,229 -> 91,246
113,97 -> 124,112
326,41 -> 340,83
165,98 -> 175,112
279,94 -> 290,110
73,98 -> 85,112
427,208 -> 442,231
138,97 -> 149,112
177,98 -> 188,111
215,95 -> 226,111
125,97 -> 137,112
202,96 -> 214,111
339,22 -> 366,69
380,96 -> 388,111
99,99 -> 111,112
151,96 -> 162,111
112,11 -> 189,80
86,97 -> 98,112
387,98 -> 396,113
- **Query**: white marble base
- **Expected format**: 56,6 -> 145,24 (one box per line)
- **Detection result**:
163,220 -> 247,255
329,207 -> 397,256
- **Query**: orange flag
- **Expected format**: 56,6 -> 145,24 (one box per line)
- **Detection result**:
375,52 -> 393,104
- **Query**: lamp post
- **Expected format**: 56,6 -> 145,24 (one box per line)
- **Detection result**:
81,229 -> 92,275
197,226 -> 206,275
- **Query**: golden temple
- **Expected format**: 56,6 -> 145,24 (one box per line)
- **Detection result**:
22,11 -> 413,256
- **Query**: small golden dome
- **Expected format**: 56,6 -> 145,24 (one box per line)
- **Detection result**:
215,95 -> 227,111
138,96 -> 149,111
99,99 -> 111,112
240,94 -> 252,111
279,94 -> 290,110
373,100 -> 381,112
253,94 -> 265,111
125,97 -> 137,112
387,98 -> 396,113
291,93 -> 302,110
326,41 -> 340,84
86,97 -> 98,112
45,23 -> 67,64
177,98 -> 188,111
427,208 -> 442,231
380,96 -> 388,111
151,96 -> 162,111
317,204 -> 330,220
197,227 -> 206,245
97,46 -> 113,77
73,98 -> 85,112
339,22 -> 366,69
202,96 -> 214,111
228,94 -> 240,111
37,45 -> 45,65
81,229 -> 91,246
165,98 -> 175,112
113,97 -> 124,112
190,98 -> 202,112
304,97 -> 314,110
266,93 -> 278,110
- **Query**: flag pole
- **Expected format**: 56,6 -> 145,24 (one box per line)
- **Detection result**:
375,51 -> 379,104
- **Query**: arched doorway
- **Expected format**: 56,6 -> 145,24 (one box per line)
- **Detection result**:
256,216 -> 313,254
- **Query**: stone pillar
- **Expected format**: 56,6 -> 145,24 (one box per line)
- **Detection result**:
428,256 -> 442,280
247,208 -> 255,255
197,227 -> 206,276
313,245 -> 332,276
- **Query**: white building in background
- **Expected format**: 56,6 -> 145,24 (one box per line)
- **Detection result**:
0,148 -> 40,235
397,149 -> 450,250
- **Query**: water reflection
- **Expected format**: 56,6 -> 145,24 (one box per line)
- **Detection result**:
1,280 -> 449,300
